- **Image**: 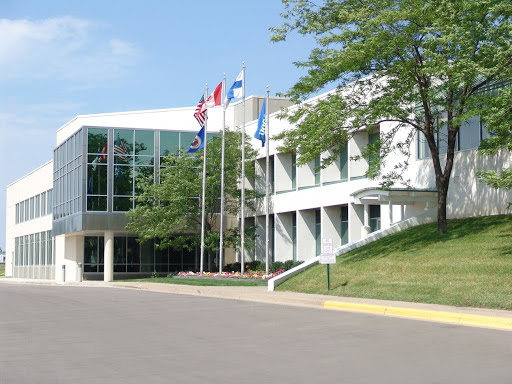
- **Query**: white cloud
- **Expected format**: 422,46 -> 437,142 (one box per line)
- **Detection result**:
0,16 -> 139,84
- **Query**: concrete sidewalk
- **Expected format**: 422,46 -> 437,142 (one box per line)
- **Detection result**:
2,277 -> 512,331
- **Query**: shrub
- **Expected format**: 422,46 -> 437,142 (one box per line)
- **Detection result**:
224,262 -> 241,272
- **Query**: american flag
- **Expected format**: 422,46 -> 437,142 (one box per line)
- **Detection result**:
194,94 -> 207,127
114,136 -> 130,159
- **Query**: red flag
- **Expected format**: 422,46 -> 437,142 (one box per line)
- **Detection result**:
204,81 -> 223,109
194,95 -> 206,127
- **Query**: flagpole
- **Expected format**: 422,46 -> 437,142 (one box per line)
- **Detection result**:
240,63 -> 246,275
265,86 -> 270,277
200,84 -> 208,274
219,74 -> 226,273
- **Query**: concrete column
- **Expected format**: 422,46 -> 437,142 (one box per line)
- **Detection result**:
322,206 -> 342,250
275,213 -> 293,262
297,210 -> 317,261
400,204 -> 405,221
54,235 -> 66,283
361,204 -> 371,237
389,201 -> 393,225
104,231 -> 114,282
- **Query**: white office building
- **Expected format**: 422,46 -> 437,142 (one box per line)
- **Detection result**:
5,86 -> 511,282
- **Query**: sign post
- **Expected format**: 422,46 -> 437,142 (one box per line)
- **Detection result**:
319,238 -> 336,290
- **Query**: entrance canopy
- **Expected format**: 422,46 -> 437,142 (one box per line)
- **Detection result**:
351,187 -> 438,206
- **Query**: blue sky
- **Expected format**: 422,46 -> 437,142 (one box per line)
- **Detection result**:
0,0 -> 322,249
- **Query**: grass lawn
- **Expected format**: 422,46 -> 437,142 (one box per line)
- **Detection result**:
119,276 -> 268,286
0,264 -> 4,277
277,215 -> 512,310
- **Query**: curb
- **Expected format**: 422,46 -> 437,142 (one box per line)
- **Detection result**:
324,301 -> 512,331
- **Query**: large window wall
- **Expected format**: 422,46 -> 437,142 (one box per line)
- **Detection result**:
15,189 -> 52,224
87,128 -> 109,211
417,115 -> 493,160
83,235 -> 197,274
14,231 -> 53,267
113,129 -> 155,211
54,129 -> 83,219
84,127 -> 217,214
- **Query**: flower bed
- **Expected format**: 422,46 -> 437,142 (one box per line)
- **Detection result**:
175,269 -> 285,280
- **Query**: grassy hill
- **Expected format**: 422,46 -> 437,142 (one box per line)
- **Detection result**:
276,215 -> 512,310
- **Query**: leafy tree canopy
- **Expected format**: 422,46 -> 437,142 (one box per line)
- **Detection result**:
271,0 -> 512,233
477,85 -> 512,193
126,129 -> 259,269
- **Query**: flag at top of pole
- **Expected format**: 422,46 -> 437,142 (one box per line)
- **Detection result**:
194,95 -> 207,127
204,81 -> 223,109
254,98 -> 266,147
224,70 -> 244,107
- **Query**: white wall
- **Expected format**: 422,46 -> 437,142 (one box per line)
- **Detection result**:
5,161 -> 54,277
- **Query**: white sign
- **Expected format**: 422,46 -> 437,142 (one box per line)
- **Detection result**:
322,238 -> 333,254
319,253 -> 336,264
320,238 -> 336,264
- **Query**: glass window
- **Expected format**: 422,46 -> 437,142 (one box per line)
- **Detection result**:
436,120 -> 448,155
29,234 -> 34,265
418,132 -> 430,159
292,213 -> 297,261
269,156 -> 275,194
24,199 -> 29,221
113,166 -> 133,196
41,231 -> 46,266
459,116 -> 480,151
114,237 -> 127,272
314,156 -> 321,185
135,130 -> 154,156
135,166 -> 153,188
114,197 -> 132,212
370,205 -> 381,233
127,237 -> 140,272
24,235 -> 28,265
481,120 -> 493,141
340,145 -> 348,180
19,202 -> 24,223
180,132 -> 197,150
41,191 -> 46,216
18,236 -> 25,265
155,247 -> 168,268
315,209 -> 321,256
140,241 -> 155,272
15,237 -> 19,266
84,236 -> 98,264
291,153 -> 297,189
15,203 -> 19,224
34,233 -> 40,266
87,196 -> 107,211
47,190 -> 53,215
47,231 -> 53,265
35,195 -> 40,218
368,131 -> 380,167
114,130 -> 133,164
135,156 -> 154,165
87,165 -> 108,196
88,128 -> 108,155
160,131 -> 179,158
341,206 -> 349,245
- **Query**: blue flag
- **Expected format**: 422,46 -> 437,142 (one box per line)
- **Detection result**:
254,99 -> 266,147
187,126 -> 205,153
225,70 -> 244,107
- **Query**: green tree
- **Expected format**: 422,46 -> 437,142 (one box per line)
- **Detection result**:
126,129 -> 259,271
272,0 -> 512,234
477,85 -> 512,198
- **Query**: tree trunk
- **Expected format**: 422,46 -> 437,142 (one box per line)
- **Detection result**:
437,180 -> 449,234
207,251 -> 213,272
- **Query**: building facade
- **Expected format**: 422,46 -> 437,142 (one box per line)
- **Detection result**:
5,88 -> 511,281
